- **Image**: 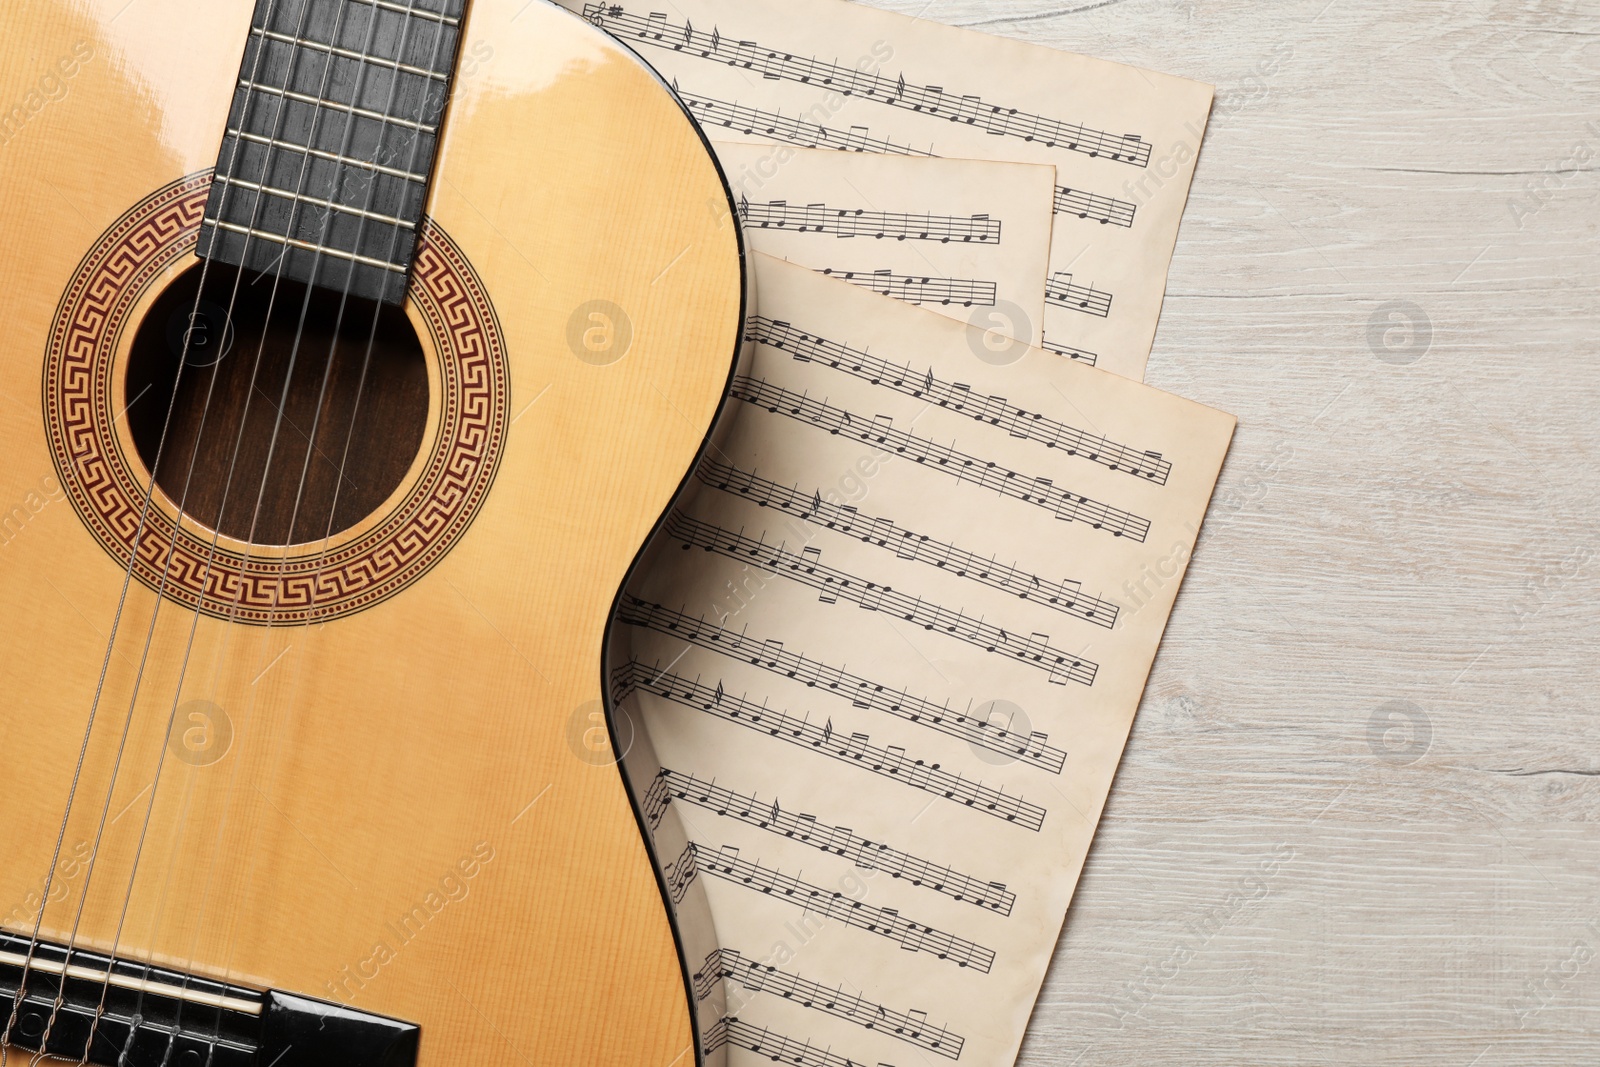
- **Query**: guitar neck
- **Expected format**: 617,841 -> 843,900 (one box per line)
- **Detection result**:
196,0 -> 469,305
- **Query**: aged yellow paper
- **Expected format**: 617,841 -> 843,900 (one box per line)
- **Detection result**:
616,255 -> 1235,1066
558,0 -> 1214,379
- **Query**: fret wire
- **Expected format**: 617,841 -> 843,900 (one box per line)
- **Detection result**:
224,128 -> 429,182
251,26 -> 450,82
245,81 -> 437,134
211,172 -> 416,230
345,0 -> 461,26
200,0 -> 468,304
202,218 -> 410,274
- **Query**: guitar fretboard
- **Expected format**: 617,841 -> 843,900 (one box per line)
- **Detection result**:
197,0 -> 468,304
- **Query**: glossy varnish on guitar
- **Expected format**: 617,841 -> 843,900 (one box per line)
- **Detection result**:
0,0 -> 742,1063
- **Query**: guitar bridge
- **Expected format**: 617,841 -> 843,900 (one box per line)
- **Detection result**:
0,931 -> 418,1067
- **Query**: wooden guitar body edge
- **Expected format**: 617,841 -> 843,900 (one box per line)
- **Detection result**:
595,28 -> 757,1067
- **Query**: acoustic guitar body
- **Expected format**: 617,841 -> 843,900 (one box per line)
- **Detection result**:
0,1 -> 742,1064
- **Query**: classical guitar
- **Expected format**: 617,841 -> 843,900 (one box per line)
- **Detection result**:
0,1 -> 743,1063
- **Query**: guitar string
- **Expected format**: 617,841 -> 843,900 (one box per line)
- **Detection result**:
59,4 -> 391,1061
88,1 -> 439,1059
28,0 -> 336,1059
174,1 -> 452,1051
106,1 -> 446,1058
11,0 -> 403,1062
0,1 -> 297,1062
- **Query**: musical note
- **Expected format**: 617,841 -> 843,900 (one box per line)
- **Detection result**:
581,4 -> 1155,166
728,376 -> 1154,541
694,949 -> 964,1058
819,268 -> 997,308
677,89 -> 933,156
1054,185 -> 1138,228
705,1017 -> 894,1067
622,597 -> 1072,771
746,316 -> 1172,483
1045,270 -> 1114,319
684,845 -> 998,971
658,513 -> 1101,685
640,771 -> 675,828
613,664 -> 1048,830
737,198 -> 1003,244
663,842 -> 700,905
644,769 -> 1017,913
1040,334 -> 1099,366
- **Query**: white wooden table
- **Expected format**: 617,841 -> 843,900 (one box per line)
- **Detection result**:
858,1 -> 1600,1062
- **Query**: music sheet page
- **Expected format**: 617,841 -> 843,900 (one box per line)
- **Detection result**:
615,255 -> 1235,1066
709,144 -> 1053,331
558,0 -> 1213,380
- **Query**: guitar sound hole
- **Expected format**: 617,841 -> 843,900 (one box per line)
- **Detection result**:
126,262 -> 429,546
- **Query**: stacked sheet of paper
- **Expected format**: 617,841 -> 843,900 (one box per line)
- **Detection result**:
561,1 -> 1233,1063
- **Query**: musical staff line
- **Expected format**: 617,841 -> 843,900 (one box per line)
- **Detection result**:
615,663 -> 1048,831
582,5 -> 1153,166
694,460 -> 1120,627
706,1017 -> 894,1067
1055,185 -> 1137,228
660,512 -> 1098,686
819,268 -> 997,308
739,196 -> 1002,244
696,949 -> 964,1058
1041,335 -> 1099,366
1045,271 -> 1114,318
680,90 -> 933,156
670,843 -> 999,972
731,376 -> 1154,541
748,316 -> 1171,484
643,769 -> 1017,914
681,100 -> 1136,241
624,596 -> 1070,769
665,841 -> 698,905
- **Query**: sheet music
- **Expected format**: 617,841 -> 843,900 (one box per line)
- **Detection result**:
710,143 -> 1053,329
614,255 -> 1235,1066
560,0 -> 1213,379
